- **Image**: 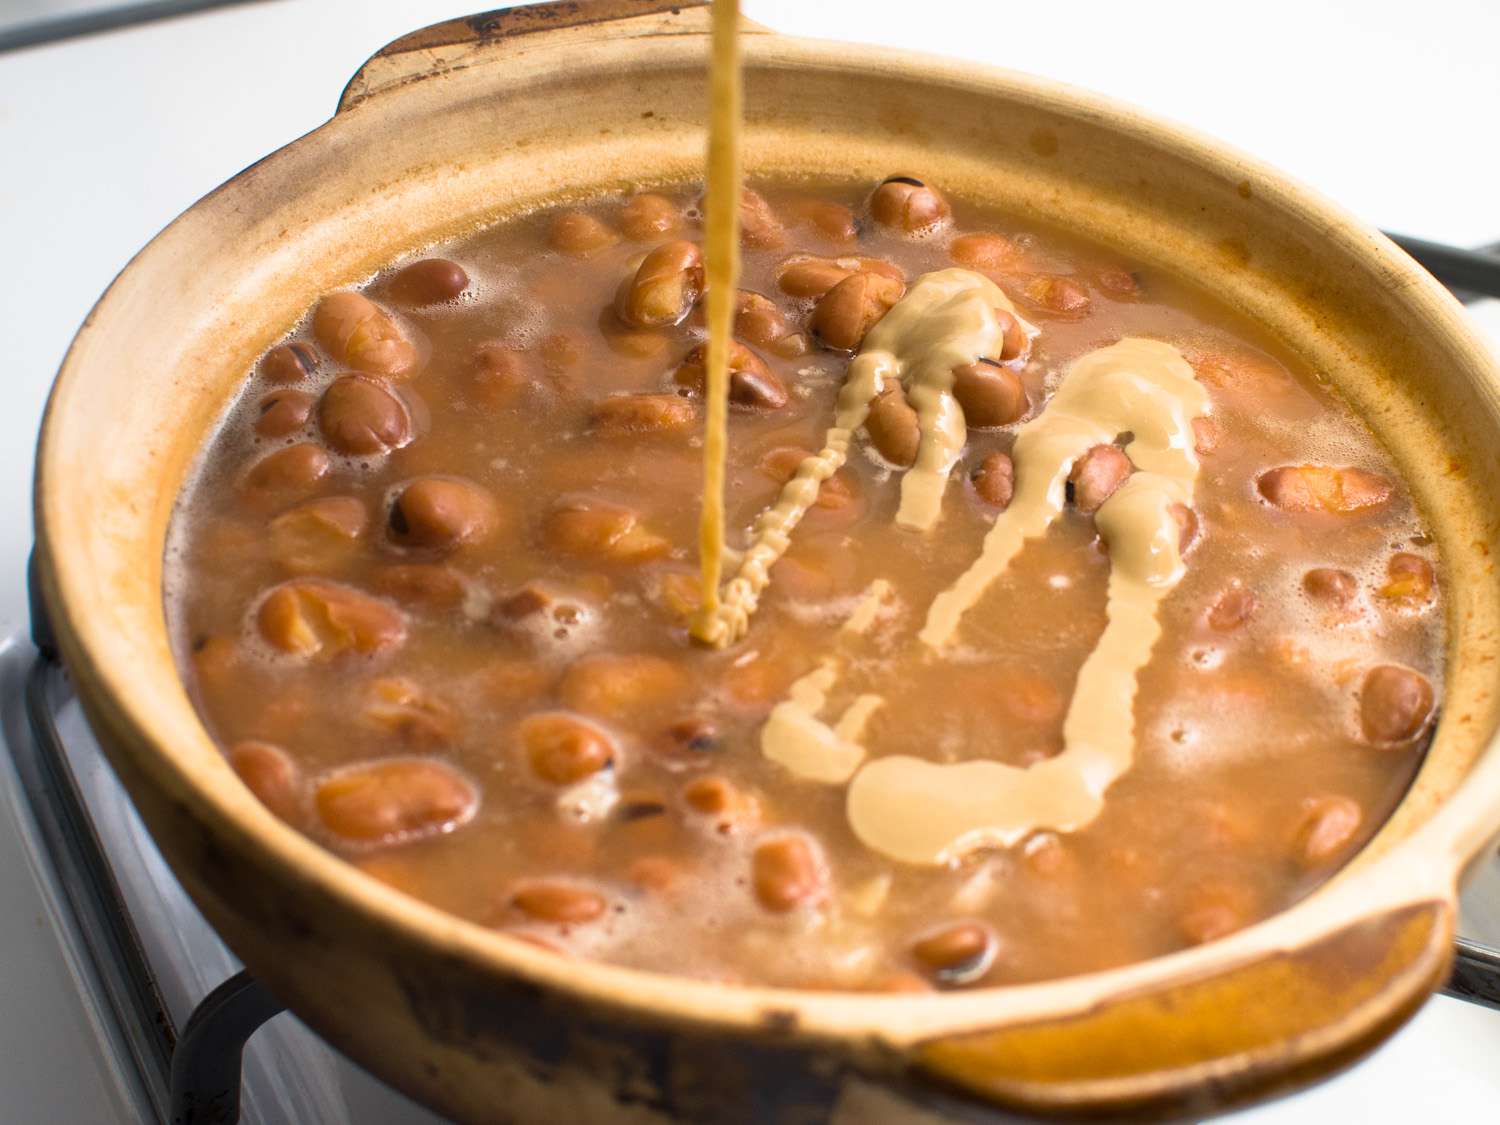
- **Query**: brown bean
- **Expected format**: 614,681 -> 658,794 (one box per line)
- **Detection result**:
242,443 -> 331,501
260,341 -> 319,384
1257,465 -> 1393,513
910,922 -> 997,983
543,498 -> 670,563
470,345 -> 532,409
949,232 -> 1019,272
785,197 -> 859,244
519,711 -> 617,784
1359,665 -> 1435,745
559,652 -> 690,721
1304,567 -> 1358,608
615,240 -> 703,327
598,307 -> 670,359
619,193 -> 683,241
733,290 -> 793,350
538,331 -> 583,374
1177,880 -> 1256,946
254,388 -> 315,438
315,758 -> 476,844
1378,552 -> 1435,605
971,451 -> 1015,508
364,677 -> 460,747
953,359 -> 1028,427
1192,415 -> 1220,456
389,476 -> 497,551
777,255 -> 905,300
512,882 -> 607,924
1094,266 -> 1144,299
626,855 -> 685,893
388,258 -> 469,305
751,834 -> 826,912
229,741 -> 302,823
656,716 -> 722,765
1293,795 -> 1363,868
313,291 -> 417,377
810,271 -> 904,351
590,393 -> 696,434
865,383 -> 920,467
1207,584 -> 1257,632
269,495 -> 367,574
740,187 -> 786,249
257,579 -> 406,659
370,563 -> 467,612
1069,444 -> 1131,512
549,210 -> 620,257
993,307 -> 1030,363
683,775 -> 760,833
758,447 -> 856,510
674,340 -> 788,410
1022,275 -> 1092,319
317,374 -> 412,455
870,175 -> 950,233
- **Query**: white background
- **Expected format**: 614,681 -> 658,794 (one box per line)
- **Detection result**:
1,1 -> 1499,1120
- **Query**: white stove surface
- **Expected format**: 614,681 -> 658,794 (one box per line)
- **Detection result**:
2,1 -> 1499,1121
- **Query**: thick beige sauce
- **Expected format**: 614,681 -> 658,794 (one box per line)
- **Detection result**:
164,177 -> 1443,991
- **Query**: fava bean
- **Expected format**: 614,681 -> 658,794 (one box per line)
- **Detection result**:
952,359 -> 1028,427
590,392 -> 696,434
254,388 -> 315,438
971,451 -> 1015,508
559,652 -> 690,721
739,187 -> 786,249
260,341 -> 319,384
370,563 -> 468,612
511,882 -> 607,924
363,677 -> 461,747
751,833 -> 827,912
910,922 -> 997,984
1177,880 -> 1255,946
229,740 -> 303,823
269,495 -> 367,574
758,447 -> 856,510
949,232 -> 1019,272
313,291 -> 417,377
1294,795 -> 1363,868
549,211 -> 620,257
470,345 -> 532,409
1304,567 -> 1358,608
388,476 -> 497,551
1359,665 -> 1434,745
615,240 -> 703,328
388,258 -> 469,305
1068,444 -> 1131,512
1207,584 -> 1257,632
1378,552 -> 1434,605
242,443 -> 331,501
732,291 -> 793,351
315,758 -> 476,844
619,193 -> 683,241
864,383 -> 920,467
869,175 -> 950,234
1258,465 -> 1392,513
1022,275 -> 1092,319
318,374 -> 412,455
683,775 -> 760,834
810,271 -> 904,351
785,197 -> 858,244
519,711 -> 617,784
674,340 -> 788,410
256,579 -> 406,659
543,498 -> 670,563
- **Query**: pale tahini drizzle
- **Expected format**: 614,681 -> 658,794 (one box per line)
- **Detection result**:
694,269 -> 1024,645
847,337 -> 1208,864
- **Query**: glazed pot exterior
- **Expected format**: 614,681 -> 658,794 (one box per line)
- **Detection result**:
32,2 -> 1500,1121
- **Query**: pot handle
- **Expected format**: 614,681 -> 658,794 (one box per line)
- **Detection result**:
913,895 -> 1455,1119
337,0 -> 715,113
